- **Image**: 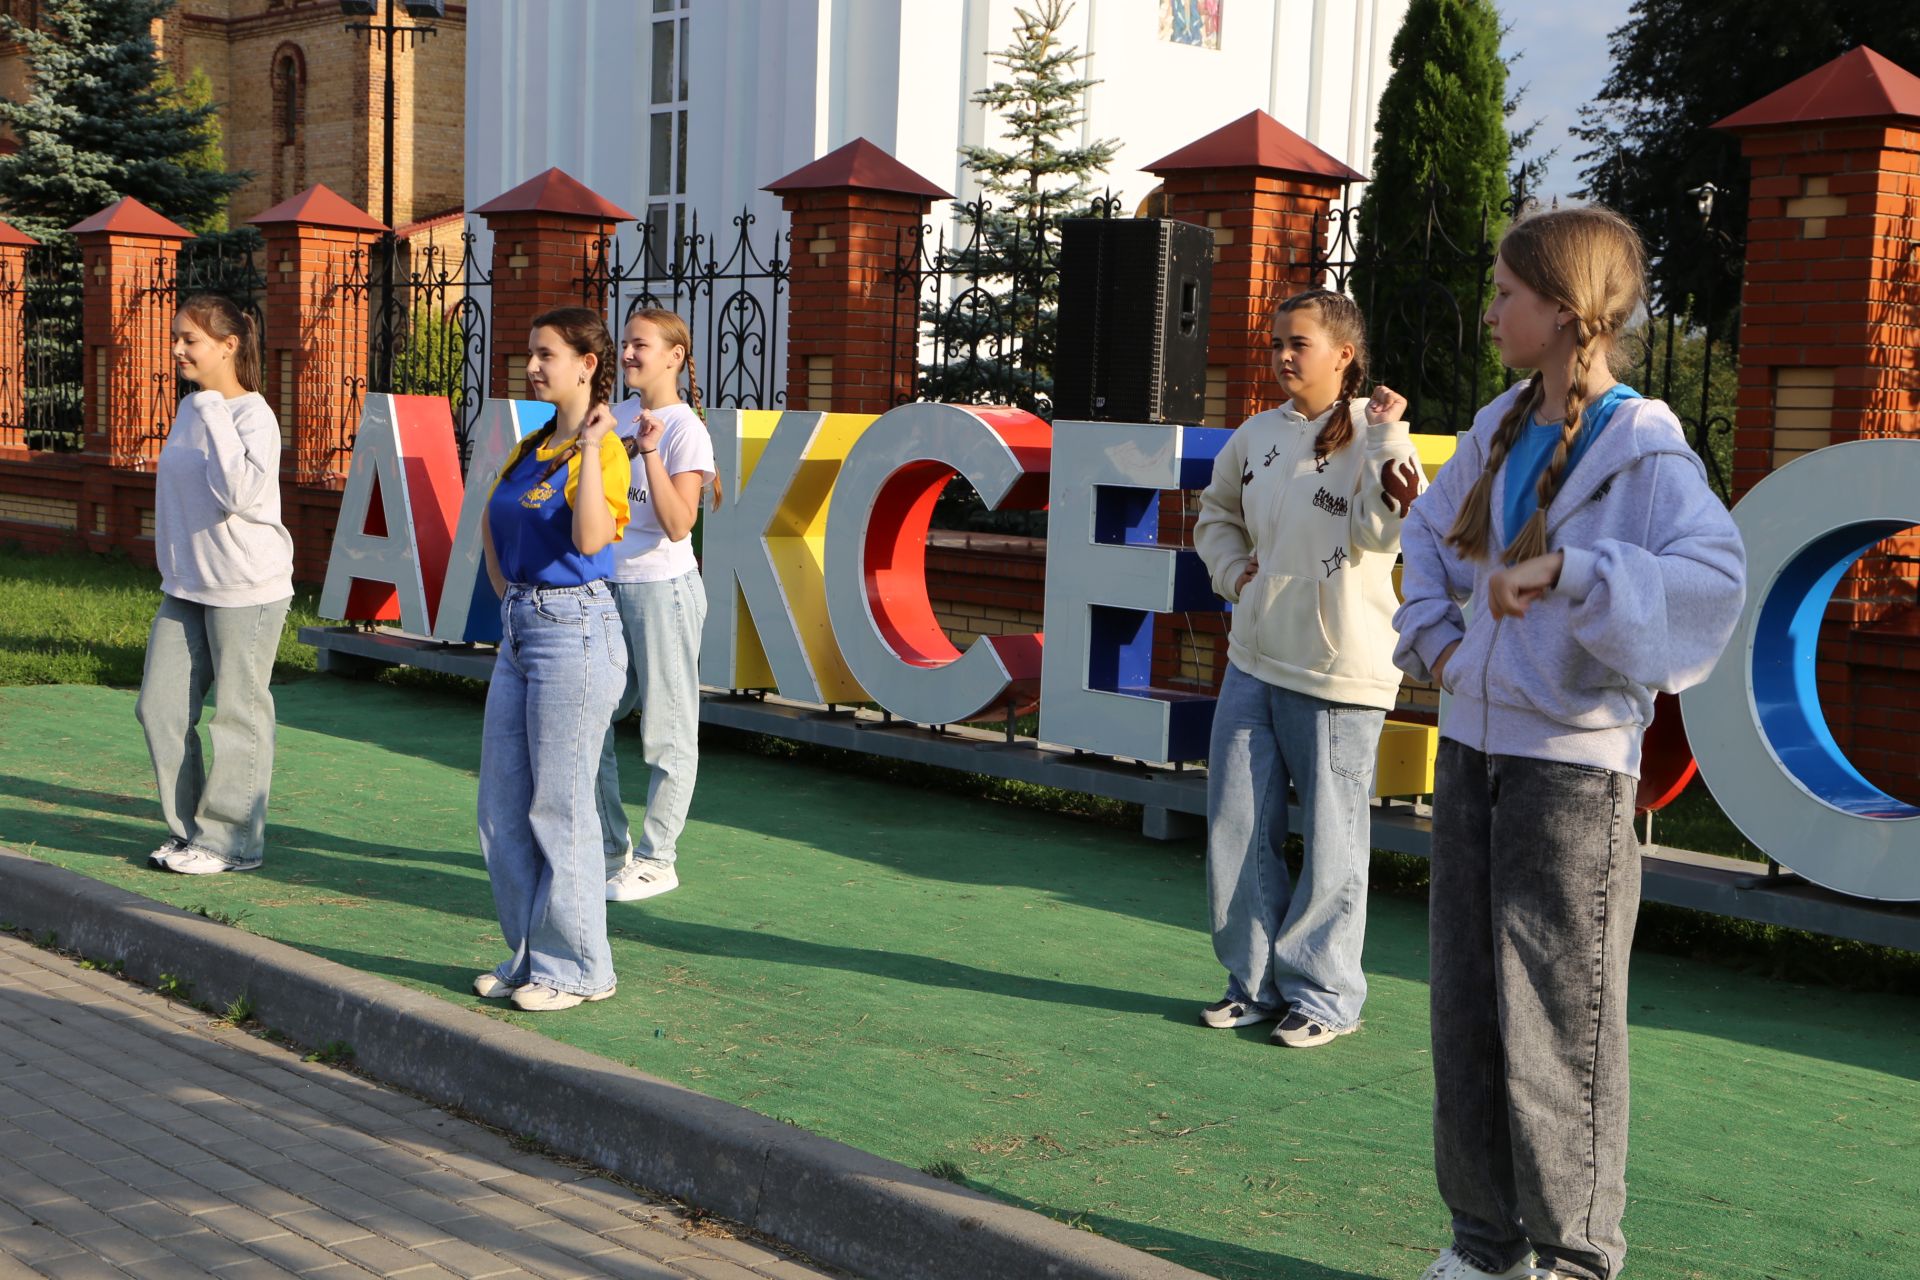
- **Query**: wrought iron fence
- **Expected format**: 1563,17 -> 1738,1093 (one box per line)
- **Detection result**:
889,191 -> 1121,413
122,235 -> 267,464
1313,178 -> 1523,437
577,208 -> 790,412
1314,179 -> 1741,501
321,228 -> 492,474
20,242 -> 82,452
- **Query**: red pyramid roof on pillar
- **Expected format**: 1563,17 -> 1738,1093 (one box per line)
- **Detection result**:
1145,110 -> 1365,183
1715,47 -> 1920,131
0,218 -> 38,248
67,196 -> 192,238
764,139 -> 951,199
250,184 -> 390,233
472,168 -> 635,221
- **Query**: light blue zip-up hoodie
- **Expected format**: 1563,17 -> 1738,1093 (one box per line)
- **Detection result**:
1393,382 -> 1747,777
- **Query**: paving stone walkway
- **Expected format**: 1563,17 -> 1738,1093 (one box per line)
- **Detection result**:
0,934 -> 841,1280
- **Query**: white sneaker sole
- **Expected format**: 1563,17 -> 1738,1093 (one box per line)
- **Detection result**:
606,870 -> 679,902
1200,1005 -> 1279,1029
1271,1022 -> 1358,1049
509,984 -> 616,1012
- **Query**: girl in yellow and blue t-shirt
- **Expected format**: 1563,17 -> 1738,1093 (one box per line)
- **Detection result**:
473,307 -> 632,1013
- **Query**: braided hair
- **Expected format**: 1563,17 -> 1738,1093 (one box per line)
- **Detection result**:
1445,206 -> 1647,562
1273,289 -> 1369,457
498,307 -> 617,486
624,307 -> 721,508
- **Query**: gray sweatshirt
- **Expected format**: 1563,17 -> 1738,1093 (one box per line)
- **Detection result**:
1393,383 -> 1746,777
154,389 -> 294,607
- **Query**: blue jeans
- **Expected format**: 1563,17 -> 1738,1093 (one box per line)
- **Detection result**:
1205,662 -> 1384,1030
136,594 -> 291,865
595,571 -> 707,873
478,582 -> 625,996
1428,739 -> 1640,1280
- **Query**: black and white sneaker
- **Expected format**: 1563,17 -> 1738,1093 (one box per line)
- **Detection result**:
147,836 -> 188,868
1199,997 -> 1280,1029
1270,1009 -> 1356,1048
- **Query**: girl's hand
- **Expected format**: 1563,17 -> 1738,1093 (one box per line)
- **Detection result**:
1487,551 -> 1565,619
1235,554 -> 1260,594
1431,640 -> 1460,691
1382,457 -> 1421,514
581,403 -> 617,447
1365,385 -> 1407,426
636,410 -> 666,454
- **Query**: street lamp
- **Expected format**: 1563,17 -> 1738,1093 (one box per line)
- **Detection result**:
342,0 -> 441,390
1688,182 -> 1720,228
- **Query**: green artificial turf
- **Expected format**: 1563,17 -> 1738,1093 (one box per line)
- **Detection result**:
0,678 -> 1915,1280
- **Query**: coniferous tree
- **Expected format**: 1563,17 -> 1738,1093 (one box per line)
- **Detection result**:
0,0 -> 249,242
922,0 -> 1118,410
0,0 -> 251,447
1348,0 -> 1512,433
1574,1 -> 1920,332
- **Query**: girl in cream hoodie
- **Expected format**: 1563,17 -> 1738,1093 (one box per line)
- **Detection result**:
137,294 -> 294,876
1192,289 -> 1426,1048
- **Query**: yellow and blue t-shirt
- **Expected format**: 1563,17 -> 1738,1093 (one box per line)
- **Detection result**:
487,433 -> 632,587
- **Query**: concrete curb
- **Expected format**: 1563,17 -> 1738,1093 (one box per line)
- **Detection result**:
0,848 -> 1211,1280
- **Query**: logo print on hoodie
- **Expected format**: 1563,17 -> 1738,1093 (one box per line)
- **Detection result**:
1322,547 -> 1348,577
1311,486 -> 1349,518
1262,445 -> 1281,468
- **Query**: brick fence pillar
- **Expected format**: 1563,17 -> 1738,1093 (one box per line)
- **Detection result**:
1147,111 -> 1361,430
251,184 -> 390,487
71,197 -> 193,470
474,168 -> 633,401
1139,113 -> 1362,691
0,219 -> 38,454
1717,45 -> 1920,800
766,138 -> 950,415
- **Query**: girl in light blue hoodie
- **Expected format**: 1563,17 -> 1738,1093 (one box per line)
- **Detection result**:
1393,207 -> 1746,1280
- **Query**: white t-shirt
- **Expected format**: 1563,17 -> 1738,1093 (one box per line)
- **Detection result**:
610,398 -> 715,582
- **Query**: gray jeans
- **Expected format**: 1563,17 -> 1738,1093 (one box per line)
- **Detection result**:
1429,739 -> 1640,1280
596,571 -> 706,873
135,593 -> 291,866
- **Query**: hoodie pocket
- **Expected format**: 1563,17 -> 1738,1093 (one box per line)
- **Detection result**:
1234,573 -> 1335,671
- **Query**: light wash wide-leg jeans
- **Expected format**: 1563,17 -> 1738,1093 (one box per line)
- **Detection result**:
1204,661 -> 1384,1030
596,569 -> 706,876
478,582 -> 626,997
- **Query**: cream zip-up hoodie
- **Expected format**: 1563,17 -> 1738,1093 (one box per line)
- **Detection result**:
1194,400 -> 1427,710
154,389 -> 294,607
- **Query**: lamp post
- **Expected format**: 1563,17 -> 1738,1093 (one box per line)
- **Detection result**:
341,0 -> 442,389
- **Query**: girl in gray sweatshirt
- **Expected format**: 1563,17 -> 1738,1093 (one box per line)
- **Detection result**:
137,295 -> 293,876
1393,208 -> 1745,1280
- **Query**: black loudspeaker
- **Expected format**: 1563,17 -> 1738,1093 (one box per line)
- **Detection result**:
1054,217 -> 1214,423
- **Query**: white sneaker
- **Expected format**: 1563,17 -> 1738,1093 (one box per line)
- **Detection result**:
160,846 -> 261,875
148,837 -> 188,867
1418,1247 -> 1533,1280
472,973 -> 518,1000
509,982 -> 615,1012
606,859 -> 679,902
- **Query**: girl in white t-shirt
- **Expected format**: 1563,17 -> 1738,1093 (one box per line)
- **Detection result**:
588,309 -> 716,902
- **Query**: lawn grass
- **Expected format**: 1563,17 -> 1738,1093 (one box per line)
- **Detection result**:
1,541 -> 1911,996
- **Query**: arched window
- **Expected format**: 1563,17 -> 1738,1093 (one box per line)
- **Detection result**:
277,57 -> 298,145
269,44 -> 307,201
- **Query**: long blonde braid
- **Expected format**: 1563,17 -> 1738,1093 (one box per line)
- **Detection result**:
1504,316 -> 1606,563
1445,205 -> 1646,562
1445,377 -> 1543,558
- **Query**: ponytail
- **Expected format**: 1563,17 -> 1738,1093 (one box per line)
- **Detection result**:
178,293 -> 260,393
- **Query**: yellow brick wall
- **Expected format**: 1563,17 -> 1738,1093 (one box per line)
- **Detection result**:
3,2 -> 464,232
0,492 -> 77,529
